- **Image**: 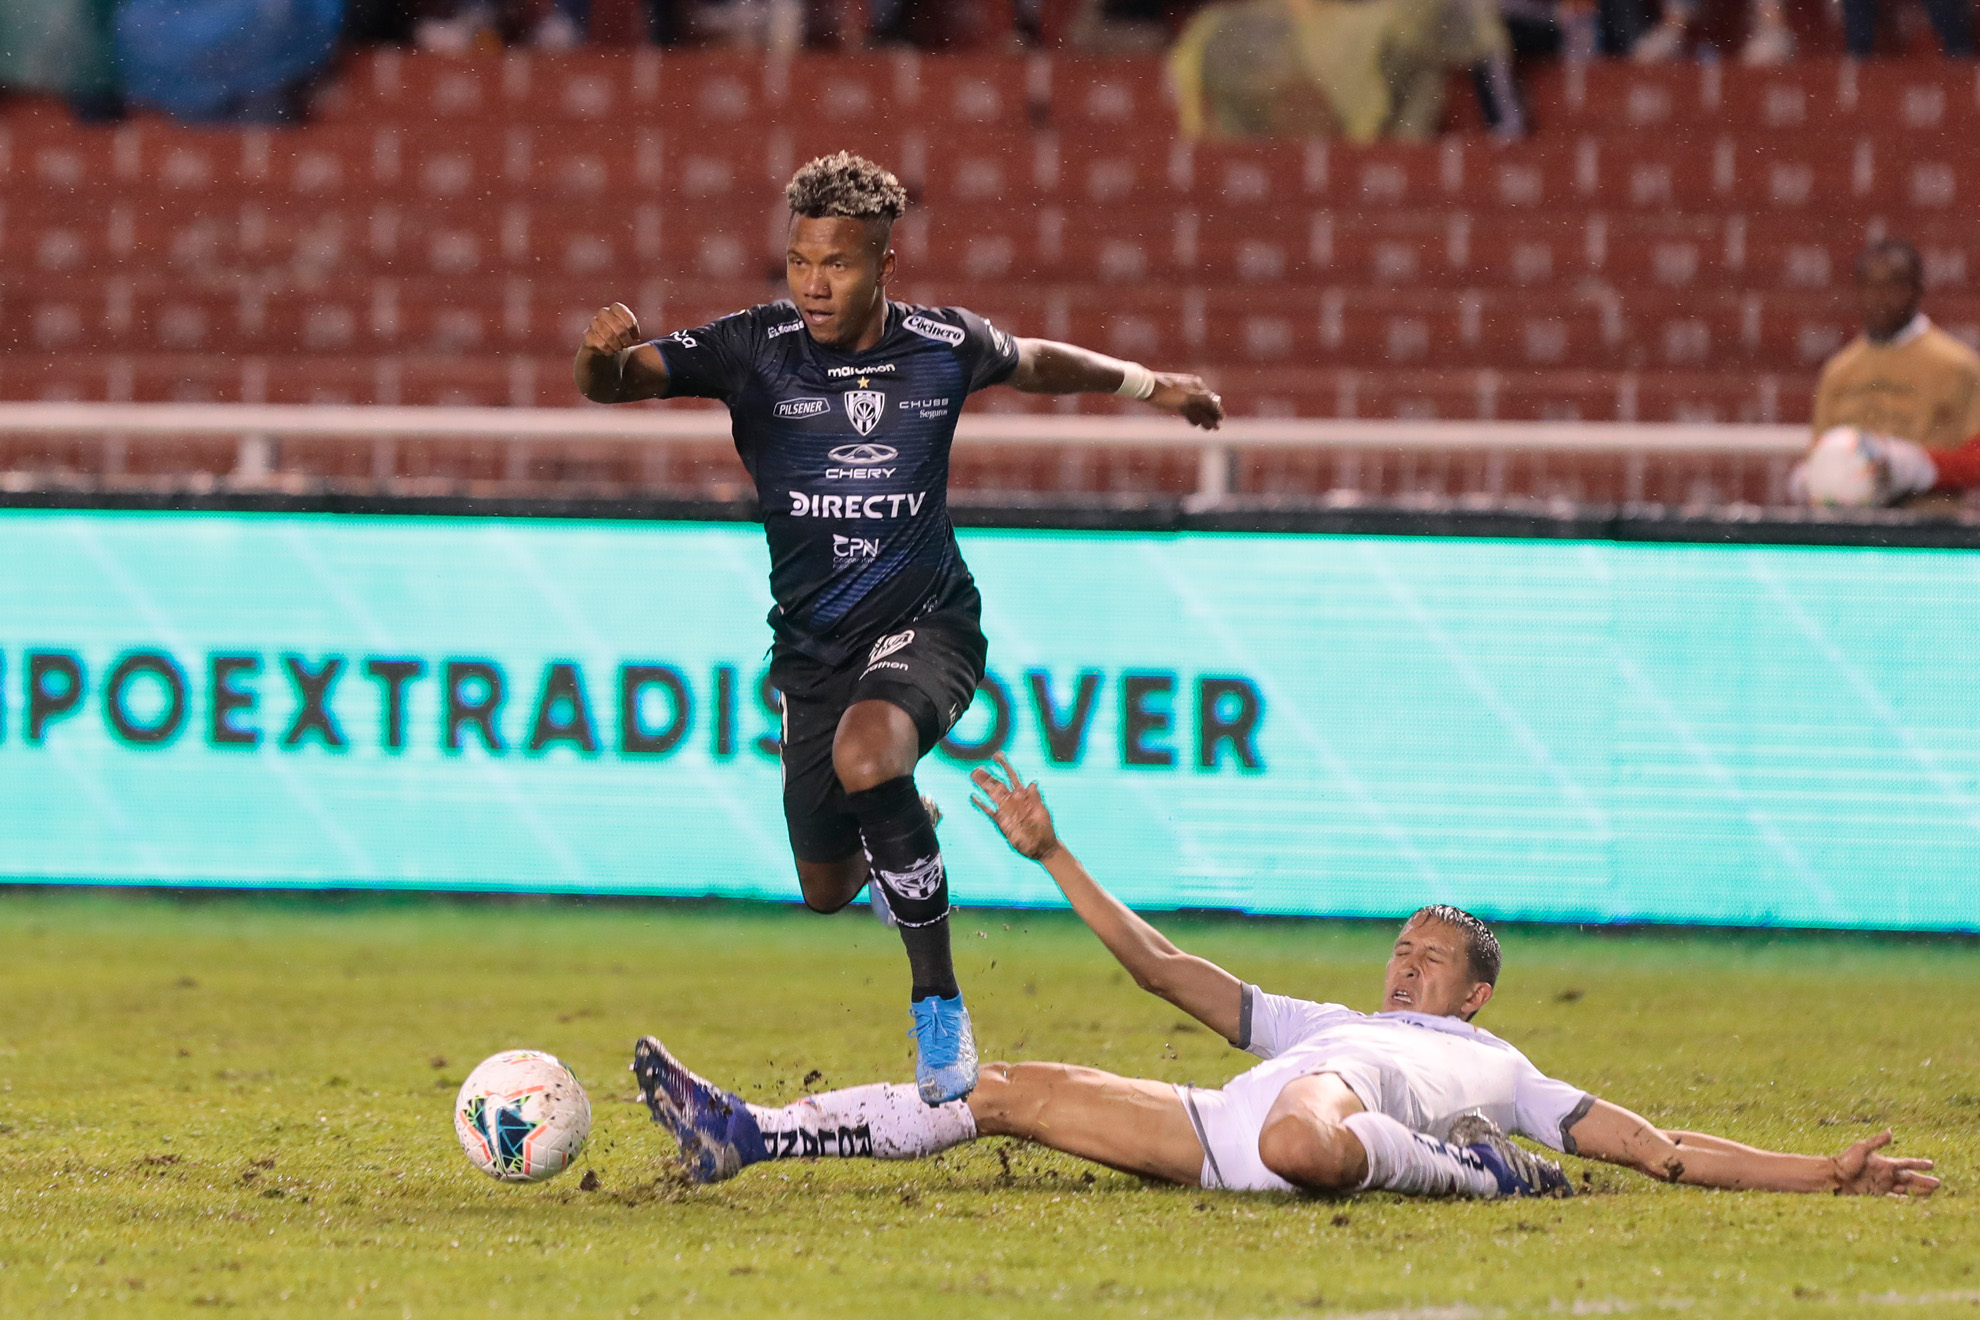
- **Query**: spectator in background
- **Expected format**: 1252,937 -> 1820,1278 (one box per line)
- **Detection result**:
1841,0 -> 1974,55
1796,239 -> 1980,509
0,0 -> 120,115
1170,0 -> 1521,141
1629,0 -> 1796,63
114,0 -> 344,121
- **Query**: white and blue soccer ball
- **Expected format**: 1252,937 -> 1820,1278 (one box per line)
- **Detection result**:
1800,425 -> 1881,507
453,1049 -> 592,1183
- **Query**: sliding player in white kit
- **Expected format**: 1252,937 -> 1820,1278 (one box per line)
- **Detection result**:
634,757 -> 1940,1201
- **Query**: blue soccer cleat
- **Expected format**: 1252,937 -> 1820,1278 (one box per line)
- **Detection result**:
1449,1113 -> 1573,1198
631,1036 -> 766,1184
909,994 -> 978,1105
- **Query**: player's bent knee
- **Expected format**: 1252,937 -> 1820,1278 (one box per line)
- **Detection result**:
968,1062 -> 1052,1137
795,858 -> 866,914
1258,1114 -> 1362,1191
832,738 -> 912,795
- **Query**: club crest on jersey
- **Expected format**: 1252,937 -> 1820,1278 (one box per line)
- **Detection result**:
868,630 -> 915,664
844,390 -> 885,436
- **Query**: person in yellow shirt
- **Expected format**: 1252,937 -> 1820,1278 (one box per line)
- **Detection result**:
1799,239 -> 1980,507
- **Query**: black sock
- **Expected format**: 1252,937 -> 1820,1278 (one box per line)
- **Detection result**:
844,776 -> 958,1002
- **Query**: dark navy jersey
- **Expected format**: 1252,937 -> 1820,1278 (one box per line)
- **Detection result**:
653,299 -> 1020,666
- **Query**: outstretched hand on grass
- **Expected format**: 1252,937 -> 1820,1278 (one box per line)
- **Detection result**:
1835,1130 -> 1939,1198
970,755 -> 1061,862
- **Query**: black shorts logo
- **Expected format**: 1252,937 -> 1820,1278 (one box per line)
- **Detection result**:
867,630 -> 914,664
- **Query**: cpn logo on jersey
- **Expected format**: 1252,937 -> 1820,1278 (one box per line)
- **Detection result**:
903,314 -> 965,346
843,390 -> 885,436
776,397 -> 830,419
828,443 -> 898,466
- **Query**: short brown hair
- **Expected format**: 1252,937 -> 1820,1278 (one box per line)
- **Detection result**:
785,152 -> 909,225
1405,904 -> 1501,986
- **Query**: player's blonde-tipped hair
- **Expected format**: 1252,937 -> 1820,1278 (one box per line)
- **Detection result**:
1406,904 -> 1502,987
785,152 -> 909,224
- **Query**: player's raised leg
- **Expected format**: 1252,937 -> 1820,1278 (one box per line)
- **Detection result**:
834,696 -> 977,1105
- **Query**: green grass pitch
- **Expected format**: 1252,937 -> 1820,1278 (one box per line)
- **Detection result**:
0,891 -> 1975,1318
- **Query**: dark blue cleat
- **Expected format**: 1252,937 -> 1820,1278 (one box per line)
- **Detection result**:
631,1036 -> 766,1184
1450,1113 -> 1573,1198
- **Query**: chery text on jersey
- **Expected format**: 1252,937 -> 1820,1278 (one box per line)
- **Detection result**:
653,301 -> 1018,666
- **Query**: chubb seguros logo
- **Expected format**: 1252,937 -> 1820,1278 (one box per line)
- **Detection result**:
827,443 -> 899,466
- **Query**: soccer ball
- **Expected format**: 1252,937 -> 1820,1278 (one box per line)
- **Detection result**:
1798,426 -> 1880,507
453,1049 -> 592,1183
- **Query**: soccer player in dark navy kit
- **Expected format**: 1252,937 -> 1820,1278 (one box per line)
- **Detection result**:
575,152 -> 1223,1105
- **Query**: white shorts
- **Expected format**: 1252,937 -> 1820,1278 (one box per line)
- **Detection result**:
1178,1066 -> 1381,1194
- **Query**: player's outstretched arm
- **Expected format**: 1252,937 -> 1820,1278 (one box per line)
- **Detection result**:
970,754 -> 1244,1043
574,302 -> 671,403
1006,338 -> 1225,431
1564,1098 -> 1939,1197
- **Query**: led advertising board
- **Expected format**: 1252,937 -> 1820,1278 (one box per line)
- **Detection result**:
1,510 -> 1972,930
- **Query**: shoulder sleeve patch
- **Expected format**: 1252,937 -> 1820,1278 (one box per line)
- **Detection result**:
903,313 -> 966,347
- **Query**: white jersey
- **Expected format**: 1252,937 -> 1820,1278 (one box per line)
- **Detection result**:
1181,985 -> 1592,1193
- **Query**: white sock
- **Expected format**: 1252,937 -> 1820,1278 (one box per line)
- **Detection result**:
748,1083 -> 976,1161
1342,1111 -> 1499,1198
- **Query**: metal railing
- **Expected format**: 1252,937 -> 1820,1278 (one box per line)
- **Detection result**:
0,403 -> 1810,509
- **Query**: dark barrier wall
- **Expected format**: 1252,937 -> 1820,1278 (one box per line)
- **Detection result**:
0,506 -> 1974,930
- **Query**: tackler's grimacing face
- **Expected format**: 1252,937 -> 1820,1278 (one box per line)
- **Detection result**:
786,214 -> 895,350
1383,917 -> 1494,1021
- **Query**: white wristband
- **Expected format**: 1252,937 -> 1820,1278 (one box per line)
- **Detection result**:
1114,361 -> 1156,401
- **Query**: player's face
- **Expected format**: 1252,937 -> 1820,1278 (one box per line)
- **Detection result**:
1855,253 -> 1922,342
787,215 -> 895,350
1382,918 -> 1489,1019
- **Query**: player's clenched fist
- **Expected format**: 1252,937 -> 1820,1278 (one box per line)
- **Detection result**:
581,303 -> 642,357
1150,372 -> 1224,431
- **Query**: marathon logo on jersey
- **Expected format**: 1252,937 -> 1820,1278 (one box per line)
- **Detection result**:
903,314 -> 965,346
868,630 -> 915,664
775,397 -> 830,420
788,491 -> 928,519
844,390 -> 885,436
826,364 -> 896,378
766,320 -> 805,339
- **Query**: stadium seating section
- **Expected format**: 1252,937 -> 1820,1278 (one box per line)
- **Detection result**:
3,51 -> 1977,501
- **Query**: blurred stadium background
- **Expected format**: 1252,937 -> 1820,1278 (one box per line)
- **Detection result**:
3,0 -> 1978,512
2,0 -> 1979,930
